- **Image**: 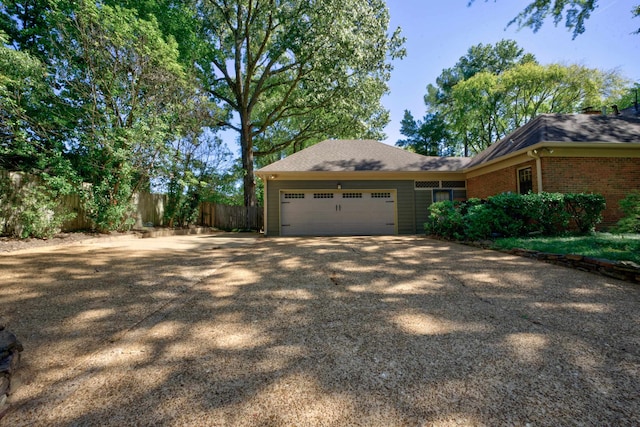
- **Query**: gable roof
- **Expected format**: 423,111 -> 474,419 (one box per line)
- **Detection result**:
466,114 -> 640,168
257,139 -> 471,173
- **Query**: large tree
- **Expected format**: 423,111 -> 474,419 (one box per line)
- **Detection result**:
448,62 -> 628,153
195,0 -> 404,209
470,0 -> 640,39
400,40 -> 535,156
398,40 -> 629,156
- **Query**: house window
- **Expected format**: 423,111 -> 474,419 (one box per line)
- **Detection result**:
433,189 -> 453,202
518,167 -> 533,195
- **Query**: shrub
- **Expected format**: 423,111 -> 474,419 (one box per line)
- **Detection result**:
463,202 -> 495,240
527,192 -> 570,236
564,193 -> 606,233
0,174 -> 76,238
615,191 -> 640,233
424,200 -> 463,239
425,191 -> 606,240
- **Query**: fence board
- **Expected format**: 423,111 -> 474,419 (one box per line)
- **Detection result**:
198,202 -> 263,231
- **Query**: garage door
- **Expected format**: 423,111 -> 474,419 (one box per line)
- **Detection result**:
280,190 -> 396,236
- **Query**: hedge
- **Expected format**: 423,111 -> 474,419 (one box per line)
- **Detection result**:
425,192 -> 605,240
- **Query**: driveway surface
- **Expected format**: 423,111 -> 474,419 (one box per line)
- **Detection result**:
1,234 -> 639,426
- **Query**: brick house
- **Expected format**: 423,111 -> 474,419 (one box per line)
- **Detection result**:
257,114 -> 640,236
465,114 -> 640,226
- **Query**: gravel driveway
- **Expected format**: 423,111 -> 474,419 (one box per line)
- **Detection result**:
1,234 -> 639,426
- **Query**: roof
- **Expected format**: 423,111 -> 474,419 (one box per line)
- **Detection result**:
466,114 -> 640,168
256,139 -> 471,173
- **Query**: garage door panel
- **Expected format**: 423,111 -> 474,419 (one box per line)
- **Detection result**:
280,190 -> 396,236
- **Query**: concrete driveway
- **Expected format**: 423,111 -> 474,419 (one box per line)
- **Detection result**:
1,234 -> 639,426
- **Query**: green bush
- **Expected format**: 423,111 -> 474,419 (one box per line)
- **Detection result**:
463,202 -> 495,240
526,192 -> 569,236
424,200 -> 464,239
564,193 -> 606,233
615,191 -> 640,233
425,192 -> 606,240
0,175 -> 76,238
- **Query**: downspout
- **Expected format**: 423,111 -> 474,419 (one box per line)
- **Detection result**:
527,150 -> 543,193
262,177 -> 268,235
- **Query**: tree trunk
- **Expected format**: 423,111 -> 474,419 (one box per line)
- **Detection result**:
240,115 -> 257,228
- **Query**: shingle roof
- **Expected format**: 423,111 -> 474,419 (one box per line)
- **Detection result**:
466,114 -> 640,168
257,139 -> 471,173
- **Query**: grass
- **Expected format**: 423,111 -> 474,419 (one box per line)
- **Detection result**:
491,233 -> 640,264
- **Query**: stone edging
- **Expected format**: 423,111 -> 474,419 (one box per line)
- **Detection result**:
503,248 -> 640,284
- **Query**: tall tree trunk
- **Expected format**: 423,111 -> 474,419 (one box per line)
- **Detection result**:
240,114 -> 257,228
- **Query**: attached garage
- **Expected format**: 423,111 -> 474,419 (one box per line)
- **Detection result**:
256,139 -> 469,236
280,190 -> 396,236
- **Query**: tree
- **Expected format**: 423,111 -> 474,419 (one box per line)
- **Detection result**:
195,0 -> 404,209
448,62 -> 628,153
396,111 -> 452,156
48,1 -> 218,231
470,1 -> 640,39
399,40 -> 535,156
399,40 -> 629,156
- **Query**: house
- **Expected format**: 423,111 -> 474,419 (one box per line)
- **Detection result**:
256,114 -> 640,236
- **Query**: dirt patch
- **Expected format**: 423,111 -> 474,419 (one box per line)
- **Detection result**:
1,235 -> 639,426
0,232 -> 137,253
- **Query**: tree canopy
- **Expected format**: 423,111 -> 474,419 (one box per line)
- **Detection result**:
1,0 -> 403,232
194,0 -> 404,208
398,40 -> 630,156
470,0 -> 640,39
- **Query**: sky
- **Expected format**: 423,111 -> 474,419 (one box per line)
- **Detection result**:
382,0 -> 640,145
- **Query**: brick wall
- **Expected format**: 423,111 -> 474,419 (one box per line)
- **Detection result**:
467,157 -> 640,228
467,160 -> 537,199
541,157 -> 640,226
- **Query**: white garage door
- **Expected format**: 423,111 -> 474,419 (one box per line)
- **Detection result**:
280,190 -> 396,236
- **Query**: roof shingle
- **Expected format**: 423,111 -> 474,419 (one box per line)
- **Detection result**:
466,114 -> 640,168
257,139 -> 471,173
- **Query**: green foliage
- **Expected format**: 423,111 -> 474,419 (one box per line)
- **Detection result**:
525,192 -> 570,235
563,193 -> 606,233
615,191 -> 640,233
401,39 -> 629,156
426,192 -> 605,240
424,201 -> 464,239
0,174 -> 76,238
196,0 -> 405,207
471,1 -> 640,39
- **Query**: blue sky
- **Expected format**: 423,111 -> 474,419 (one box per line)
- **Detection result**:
382,0 -> 640,145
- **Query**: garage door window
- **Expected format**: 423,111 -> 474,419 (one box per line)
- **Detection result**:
371,192 -> 391,198
313,193 -> 334,198
342,192 -> 363,198
284,193 -> 305,199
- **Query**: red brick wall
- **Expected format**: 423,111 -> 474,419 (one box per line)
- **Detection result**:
541,157 -> 640,226
467,160 -> 537,199
466,157 -> 640,228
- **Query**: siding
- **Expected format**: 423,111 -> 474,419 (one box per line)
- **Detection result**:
414,189 -> 432,234
266,180 -> 417,235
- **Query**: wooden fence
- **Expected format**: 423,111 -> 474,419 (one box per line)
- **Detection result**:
2,170 -> 263,232
199,202 -> 263,231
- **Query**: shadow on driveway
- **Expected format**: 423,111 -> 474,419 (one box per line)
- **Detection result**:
1,235 -> 638,426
